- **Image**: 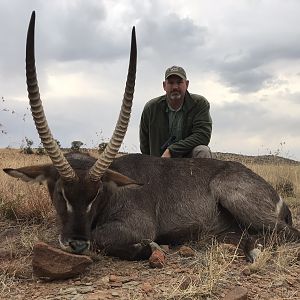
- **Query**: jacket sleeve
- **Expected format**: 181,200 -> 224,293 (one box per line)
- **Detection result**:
168,101 -> 212,157
139,107 -> 150,155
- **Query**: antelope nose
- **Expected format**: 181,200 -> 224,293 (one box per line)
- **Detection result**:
69,239 -> 90,254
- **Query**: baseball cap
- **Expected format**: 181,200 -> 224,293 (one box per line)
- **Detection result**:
165,66 -> 187,80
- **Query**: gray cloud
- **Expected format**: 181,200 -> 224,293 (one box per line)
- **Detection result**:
138,14 -> 207,59
212,100 -> 300,137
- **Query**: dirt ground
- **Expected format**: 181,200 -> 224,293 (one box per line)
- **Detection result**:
1,217 -> 300,300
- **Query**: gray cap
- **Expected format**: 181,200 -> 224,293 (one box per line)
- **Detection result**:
165,66 -> 187,80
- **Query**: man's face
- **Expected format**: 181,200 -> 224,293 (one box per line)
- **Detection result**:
163,75 -> 189,101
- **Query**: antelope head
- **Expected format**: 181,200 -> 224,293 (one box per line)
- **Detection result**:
4,11 -> 137,254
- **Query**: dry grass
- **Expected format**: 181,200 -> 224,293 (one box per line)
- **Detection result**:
167,241 -> 241,299
0,149 -> 54,222
0,220 -> 58,298
242,157 -> 300,196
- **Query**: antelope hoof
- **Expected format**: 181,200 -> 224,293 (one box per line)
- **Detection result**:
247,244 -> 263,263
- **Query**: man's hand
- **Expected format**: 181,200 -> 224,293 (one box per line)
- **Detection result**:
161,149 -> 171,158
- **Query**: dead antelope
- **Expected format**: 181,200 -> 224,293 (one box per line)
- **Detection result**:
3,11 -> 300,263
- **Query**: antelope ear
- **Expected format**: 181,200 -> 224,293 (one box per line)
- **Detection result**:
3,164 -> 56,184
102,169 -> 142,187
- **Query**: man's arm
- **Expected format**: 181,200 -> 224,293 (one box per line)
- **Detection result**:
168,102 -> 212,157
139,109 -> 150,155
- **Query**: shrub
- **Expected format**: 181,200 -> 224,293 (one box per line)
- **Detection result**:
71,140 -> 84,152
98,142 -> 108,153
21,137 -> 34,154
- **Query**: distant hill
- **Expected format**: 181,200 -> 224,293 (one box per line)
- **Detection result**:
214,152 -> 300,165
1,148 -> 299,165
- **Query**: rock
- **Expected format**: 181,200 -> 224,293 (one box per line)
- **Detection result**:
109,274 -> 127,287
179,275 -> 199,290
110,282 -> 123,288
111,291 -> 120,297
180,277 -> 192,290
86,291 -> 111,300
141,282 -> 153,293
32,241 -> 93,280
149,249 -> 166,268
160,245 -> 170,253
273,280 -> 284,287
109,274 -> 120,282
178,245 -> 196,257
223,286 -> 248,300
77,286 -> 94,294
242,267 -> 251,276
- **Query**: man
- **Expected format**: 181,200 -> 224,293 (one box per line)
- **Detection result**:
139,66 -> 212,158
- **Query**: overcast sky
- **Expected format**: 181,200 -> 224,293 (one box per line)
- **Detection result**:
0,0 -> 300,160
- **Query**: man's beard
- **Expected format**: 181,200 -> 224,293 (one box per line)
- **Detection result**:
169,92 -> 182,101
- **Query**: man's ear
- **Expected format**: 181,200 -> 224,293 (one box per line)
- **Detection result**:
102,169 -> 142,187
185,80 -> 189,89
3,164 -> 57,184
163,80 -> 167,91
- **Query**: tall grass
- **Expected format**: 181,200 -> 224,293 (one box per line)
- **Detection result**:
0,149 -> 54,222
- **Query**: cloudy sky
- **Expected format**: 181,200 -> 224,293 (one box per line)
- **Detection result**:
0,0 -> 299,159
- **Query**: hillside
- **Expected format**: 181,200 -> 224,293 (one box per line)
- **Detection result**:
214,152 -> 300,165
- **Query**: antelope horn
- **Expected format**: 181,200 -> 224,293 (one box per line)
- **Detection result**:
89,27 -> 137,181
26,11 -> 77,181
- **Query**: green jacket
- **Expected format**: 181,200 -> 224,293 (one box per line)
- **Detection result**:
139,91 -> 212,157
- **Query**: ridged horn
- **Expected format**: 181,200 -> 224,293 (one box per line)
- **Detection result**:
26,11 -> 77,181
89,27 -> 137,181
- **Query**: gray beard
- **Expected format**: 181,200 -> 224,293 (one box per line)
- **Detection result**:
169,93 -> 182,101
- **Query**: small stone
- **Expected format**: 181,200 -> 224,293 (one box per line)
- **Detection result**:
223,286 -> 248,300
178,246 -> 196,257
149,249 -> 166,268
77,286 -> 94,294
180,277 -> 192,290
110,282 -> 123,288
86,291 -> 111,300
61,287 -> 77,295
141,282 -> 153,293
141,271 -> 150,275
160,245 -> 170,253
111,291 -> 120,297
32,241 -> 93,280
109,275 -> 120,282
124,280 -> 140,286
180,275 -> 198,290
273,280 -> 284,287
242,267 -> 251,276
100,275 -> 110,284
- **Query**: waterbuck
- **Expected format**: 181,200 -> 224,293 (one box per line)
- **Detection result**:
4,12 -> 300,263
